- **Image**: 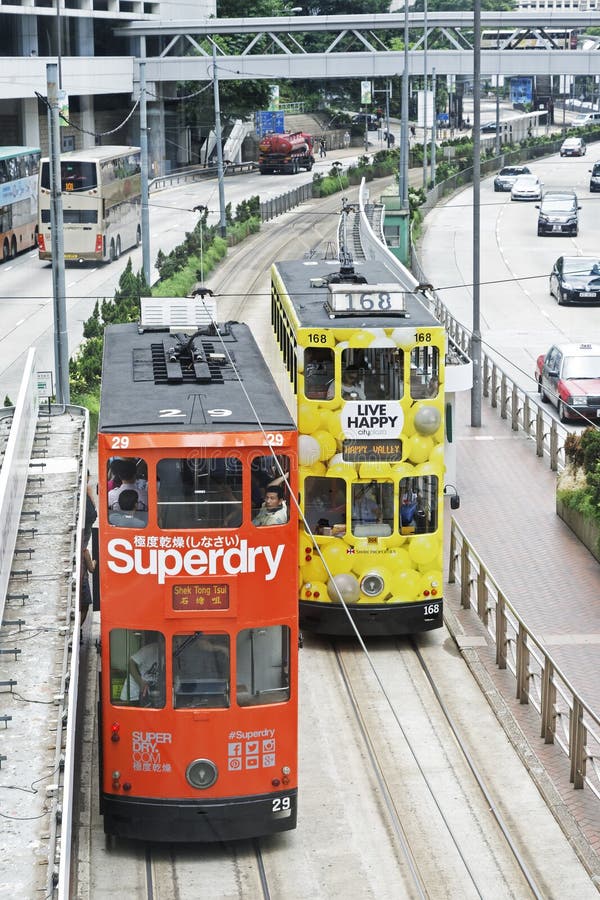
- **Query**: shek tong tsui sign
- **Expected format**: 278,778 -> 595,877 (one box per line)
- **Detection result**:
342,401 -> 404,439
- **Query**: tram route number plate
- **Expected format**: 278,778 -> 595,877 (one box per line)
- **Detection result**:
172,583 -> 230,611
342,439 -> 403,462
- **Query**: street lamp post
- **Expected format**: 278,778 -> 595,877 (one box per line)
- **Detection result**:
193,205 -> 208,283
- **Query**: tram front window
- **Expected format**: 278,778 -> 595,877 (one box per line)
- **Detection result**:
304,347 -> 334,400
351,482 -> 394,537
237,626 -> 290,707
410,346 -> 440,399
110,629 -> 165,708
400,475 -> 438,534
304,475 -> 346,536
173,633 -> 230,709
157,457 -> 242,529
338,347 -> 404,401
107,456 -> 148,527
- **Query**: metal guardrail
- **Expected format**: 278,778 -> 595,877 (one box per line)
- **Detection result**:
448,517 -> 600,802
149,161 -> 256,192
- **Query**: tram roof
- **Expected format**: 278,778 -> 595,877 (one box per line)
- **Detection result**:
99,321 -> 295,434
273,259 -> 441,330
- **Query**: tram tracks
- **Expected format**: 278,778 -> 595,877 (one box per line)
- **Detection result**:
331,635 -> 547,899
143,837 -> 273,899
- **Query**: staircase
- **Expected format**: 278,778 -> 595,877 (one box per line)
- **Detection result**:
284,113 -> 327,138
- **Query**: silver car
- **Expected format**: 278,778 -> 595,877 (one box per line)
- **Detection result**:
510,174 -> 542,201
493,165 -> 531,192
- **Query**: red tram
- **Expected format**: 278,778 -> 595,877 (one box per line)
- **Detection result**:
97,304 -> 298,841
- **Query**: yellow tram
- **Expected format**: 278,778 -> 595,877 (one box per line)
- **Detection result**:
271,258 -> 447,636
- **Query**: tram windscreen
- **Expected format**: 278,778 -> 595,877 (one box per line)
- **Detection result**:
351,482 -> 394,537
409,346 -> 440,399
173,633 -> 230,709
341,347 -> 404,400
157,457 -> 242,529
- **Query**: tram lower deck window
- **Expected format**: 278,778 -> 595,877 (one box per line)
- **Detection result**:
110,629 -> 165,708
236,626 -> 290,707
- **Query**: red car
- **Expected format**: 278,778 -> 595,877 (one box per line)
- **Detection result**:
536,343 -> 600,423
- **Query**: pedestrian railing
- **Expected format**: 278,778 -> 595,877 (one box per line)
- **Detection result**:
149,161 -> 256,192
449,517 -> 600,803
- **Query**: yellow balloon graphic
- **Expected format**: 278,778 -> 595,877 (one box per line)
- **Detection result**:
322,541 -> 354,574
313,429 -> 337,462
299,434 -> 321,466
322,409 -> 344,442
386,547 -> 412,569
390,328 -> 416,349
301,556 -> 328,583
406,434 -> 434,464
300,580 -> 329,601
430,444 -> 445,466
408,534 -> 439,566
390,569 -> 421,602
326,463 -> 351,480
349,330 -> 374,348
327,572 -> 360,603
298,402 -> 322,435
386,531 -> 408,548
358,461 -> 392,479
333,331 -> 350,343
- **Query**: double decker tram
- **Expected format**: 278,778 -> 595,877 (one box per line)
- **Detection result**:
97,299 -> 298,841
271,258 -> 446,637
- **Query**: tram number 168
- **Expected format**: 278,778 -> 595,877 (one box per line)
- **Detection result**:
424,603 -> 440,617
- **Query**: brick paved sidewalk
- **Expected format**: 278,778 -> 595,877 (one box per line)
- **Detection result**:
442,388 -> 600,875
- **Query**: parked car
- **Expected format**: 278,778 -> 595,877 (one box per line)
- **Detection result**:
560,137 -> 586,157
493,165 -> 531,192
536,191 -> 580,236
589,161 -> 600,192
536,343 -> 600,423
351,113 -> 378,131
481,121 -> 499,133
549,257 -> 600,305
510,174 -> 542,201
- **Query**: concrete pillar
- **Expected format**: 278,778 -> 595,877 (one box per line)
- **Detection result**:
18,17 -> 38,56
148,103 -> 166,176
21,97 -> 41,148
76,17 -> 94,55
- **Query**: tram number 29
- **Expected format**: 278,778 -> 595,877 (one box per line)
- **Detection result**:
272,796 -> 292,815
265,432 -> 284,446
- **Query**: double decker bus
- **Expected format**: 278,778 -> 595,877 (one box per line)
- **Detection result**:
0,146 -> 40,261
38,145 -> 141,264
271,258 -> 446,637
97,298 -> 298,841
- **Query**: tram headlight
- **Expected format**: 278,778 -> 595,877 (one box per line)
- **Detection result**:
186,758 -> 218,790
360,572 -> 385,597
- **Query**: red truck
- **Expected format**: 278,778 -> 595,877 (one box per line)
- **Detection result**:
258,131 -> 315,175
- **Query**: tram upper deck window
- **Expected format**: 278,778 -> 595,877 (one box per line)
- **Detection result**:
304,476 -> 346,536
400,475 -> 438,535
173,633 -> 230,709
237,626 -> 290,707
107,457 -> 148,527
351,482 -> 393,537
304,347 -> 334,400
111,629 -> 165,708
251,454 -> 291,527
157,457 -> 242,529
410,346 -> 440,399
331,347 -> 404,401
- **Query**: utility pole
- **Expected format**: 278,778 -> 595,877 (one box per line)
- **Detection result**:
399,0 -> 410,210
139,61 -> 151,286
47,63 -> 69,406
422,0 -> 428,190
471,0 -> 482,428
431,67 -> 437,185
212,44 -> 227,239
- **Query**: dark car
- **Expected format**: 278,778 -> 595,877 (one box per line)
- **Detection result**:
549,257 -> 600,305
493,165 -> 531,192
351,113 -> 378,131
536,343 -> 600,423
536,191 -> 580,237
589,161 -> 600,193
481,121 -> 499,133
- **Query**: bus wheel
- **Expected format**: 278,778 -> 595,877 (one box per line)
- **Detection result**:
2,240 -> 9,261
10,236 -> 17,258
109,239 -> 116,262
136,225 -> 141,247
115,237 -> 121,259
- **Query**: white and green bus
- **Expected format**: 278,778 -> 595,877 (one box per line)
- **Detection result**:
0,146 -> 40,261
38,145 -> 142,263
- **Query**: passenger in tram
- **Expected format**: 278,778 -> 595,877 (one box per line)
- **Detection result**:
252,484 -> 289,526
109,489 -> 148,527
326,364 -> 366,401
108,458 -> 148,511
121,639 -> 162,707
352,484 -> 381,526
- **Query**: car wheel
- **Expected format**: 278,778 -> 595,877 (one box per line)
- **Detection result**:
494,185 -> 500,192
549,280 -> 554,298
540,383 -> 549,403
538,228 -> 544,237
558,400 -> 570,423
557,289 -> 566,306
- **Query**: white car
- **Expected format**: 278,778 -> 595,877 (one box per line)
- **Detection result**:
510,174 -> 543,201
560,137 -> 586,157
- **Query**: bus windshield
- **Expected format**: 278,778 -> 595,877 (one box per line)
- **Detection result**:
40,160 -> 98,192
